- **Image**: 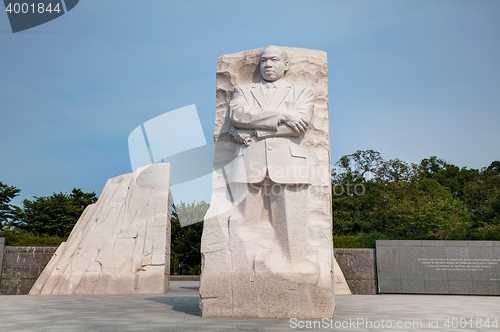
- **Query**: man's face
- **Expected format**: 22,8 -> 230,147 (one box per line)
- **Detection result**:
260,47 -> 288,82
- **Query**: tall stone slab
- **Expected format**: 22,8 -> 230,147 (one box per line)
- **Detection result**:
200,47 -> 334,318
30,163 -> 171,295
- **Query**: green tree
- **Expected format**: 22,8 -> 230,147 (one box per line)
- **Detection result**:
488,161 -> 500,175
333,151 -> 472,245
382,178 -> 470,239
170,201 -> 207,274
462,171 -> 500,228
419,156 -> 480,200
12,188 -> 98,237
175,200 -> 209,226
0,182 -> 21,231
335,149 -> 384,181
376,158 -> 420,183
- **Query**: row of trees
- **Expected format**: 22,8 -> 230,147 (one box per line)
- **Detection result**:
0,185 -> 99,245
333,150 -> 500,247
1,185 -> 98,236
1,150 -> 499,270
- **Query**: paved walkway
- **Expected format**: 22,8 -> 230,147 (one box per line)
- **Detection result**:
0,281 -> 499,332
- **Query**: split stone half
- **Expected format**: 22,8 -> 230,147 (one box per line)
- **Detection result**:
30,163 -> 172,295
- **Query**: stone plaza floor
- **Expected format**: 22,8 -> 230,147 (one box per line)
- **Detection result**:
0,281 -> 499,332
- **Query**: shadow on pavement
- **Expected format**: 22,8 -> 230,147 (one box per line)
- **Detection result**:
144,296 -> 200,316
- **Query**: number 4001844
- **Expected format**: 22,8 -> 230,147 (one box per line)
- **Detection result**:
5,2 -> 61,14
444,318 -> 498,329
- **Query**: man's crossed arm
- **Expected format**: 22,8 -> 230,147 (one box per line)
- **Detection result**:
229,85 -> 314,143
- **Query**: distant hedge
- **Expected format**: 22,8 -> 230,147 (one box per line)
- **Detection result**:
333,232 -> 399,248
0,230 -> 65,246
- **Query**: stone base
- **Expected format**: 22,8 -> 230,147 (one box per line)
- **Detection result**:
201,273 -> 333,318
200,207 -> 334,318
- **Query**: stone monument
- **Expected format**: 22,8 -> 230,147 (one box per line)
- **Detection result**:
200,46 -> 334,318
30,163 -> 171,295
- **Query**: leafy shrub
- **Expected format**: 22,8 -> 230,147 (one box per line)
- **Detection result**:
11,189 -> 97,238
0,229 -> 65,246
334,232 -> 398,248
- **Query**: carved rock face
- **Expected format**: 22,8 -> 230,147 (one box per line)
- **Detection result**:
200,46 -> 336,318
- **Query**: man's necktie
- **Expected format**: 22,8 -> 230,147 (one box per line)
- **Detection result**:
265,85 -> 274,103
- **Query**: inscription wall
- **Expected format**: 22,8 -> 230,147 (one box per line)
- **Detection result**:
376,240 -> 500,295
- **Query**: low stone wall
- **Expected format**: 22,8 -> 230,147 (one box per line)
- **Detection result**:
0,238 -> 5,282
0,244 -> 377,296
334,248 -> 377,295
0,246 -> 58,295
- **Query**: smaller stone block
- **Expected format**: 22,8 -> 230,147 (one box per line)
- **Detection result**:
1,265 -> 46,280
0,246 -> 57,295
0,278 -> 38,295
334,249 -> 376,295
346,279 -> 376,295
30,164 -> 172,295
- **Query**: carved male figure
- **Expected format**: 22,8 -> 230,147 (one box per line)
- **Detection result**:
228,45 -> 315,262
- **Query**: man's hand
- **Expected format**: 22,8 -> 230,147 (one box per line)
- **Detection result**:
281,111 -> 309,134
229,126 -> 255,147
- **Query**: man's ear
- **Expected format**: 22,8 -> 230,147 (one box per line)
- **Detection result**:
284,60 -> 289,72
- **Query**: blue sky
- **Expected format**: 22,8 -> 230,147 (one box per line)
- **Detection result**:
1,0 -> 499,205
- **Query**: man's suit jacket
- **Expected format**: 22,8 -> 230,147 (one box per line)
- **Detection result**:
228,79 -> 314,184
